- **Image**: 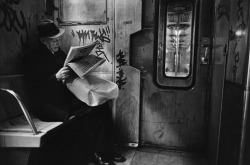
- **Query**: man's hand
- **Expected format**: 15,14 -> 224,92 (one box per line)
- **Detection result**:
56,67 -> 71,81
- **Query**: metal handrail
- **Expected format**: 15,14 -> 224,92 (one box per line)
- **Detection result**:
0,88 -> 38,135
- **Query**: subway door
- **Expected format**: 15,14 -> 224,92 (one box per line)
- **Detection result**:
131,0 -> 214,151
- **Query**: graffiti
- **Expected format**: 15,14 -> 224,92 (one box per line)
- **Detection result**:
217,3 -> 229,21
95,40 -> 109,62
116,68 -> 127,90
236,0 -> 245,31
71,30 -> 75,37
98,25 -> 110,43
75,25 -> 111,61
223,43 -> 228,57
0,1 -> 30,57
228,27 -> 239,82
116,50 -> 127,68
5,0 -> 19,5
123,20 -> 132,25
0,2 -> 28,34
76,30 -> 91,43
116,50 -> 127,90
231,34 -> 239,82
228,26 -> 236,41
75,25 -> 110,44
227,0 -> 246,82
153,129 -> 164,142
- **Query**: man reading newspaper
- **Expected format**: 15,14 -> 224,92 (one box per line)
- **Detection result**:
25,20 -> 125,165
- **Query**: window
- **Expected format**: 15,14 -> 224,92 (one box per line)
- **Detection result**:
58,0 -> 107,25
165,2 -> 193,78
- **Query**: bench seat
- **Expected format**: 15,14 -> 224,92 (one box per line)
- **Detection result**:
0,75 -> 84,148
0,74 -> 92,165
0,130 -> 53,148
0,115 -> 64,147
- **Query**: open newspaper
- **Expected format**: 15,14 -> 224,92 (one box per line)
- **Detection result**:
64,42 -> 118,106
64,42 -> 106,78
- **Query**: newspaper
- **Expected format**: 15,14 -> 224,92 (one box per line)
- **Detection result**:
64,42 -> 106,78
64,42 -> 118,106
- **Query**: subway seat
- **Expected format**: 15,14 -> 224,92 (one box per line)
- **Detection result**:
0,75 -> 78,148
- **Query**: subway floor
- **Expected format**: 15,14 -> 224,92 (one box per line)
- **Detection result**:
84,146 -> 208,165
27,145 -> 208,165
26,125 -> 208,165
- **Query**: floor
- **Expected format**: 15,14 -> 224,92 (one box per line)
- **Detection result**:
87,146 -> 208,165
25,125 -> 208,165
25,144 -> 208,165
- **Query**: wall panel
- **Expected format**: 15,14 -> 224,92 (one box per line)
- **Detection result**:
0,0 -> 39,75
114,0 -> 142,144
217,0 -> 250,164
57,0 -> 114,80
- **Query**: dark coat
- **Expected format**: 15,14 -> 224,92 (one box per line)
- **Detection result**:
25,43 -> 79,121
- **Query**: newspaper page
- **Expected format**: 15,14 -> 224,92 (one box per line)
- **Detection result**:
64,42 -> 97,66
67,55 -> 106,78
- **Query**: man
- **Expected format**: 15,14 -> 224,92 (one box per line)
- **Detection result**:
25,20 -> 126,165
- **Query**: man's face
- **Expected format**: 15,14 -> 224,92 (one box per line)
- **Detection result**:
42,37 -> 61,53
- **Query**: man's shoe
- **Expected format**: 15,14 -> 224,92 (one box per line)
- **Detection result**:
106,150 -> 126,162
92,152 -> 115,165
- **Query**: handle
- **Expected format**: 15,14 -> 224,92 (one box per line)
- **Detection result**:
200,37 -> 210,65
200,46 -> 210,65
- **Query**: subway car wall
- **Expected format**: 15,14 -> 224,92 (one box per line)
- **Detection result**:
0,0 -> 250,165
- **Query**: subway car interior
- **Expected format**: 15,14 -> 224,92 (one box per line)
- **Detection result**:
0,0 -> 250,165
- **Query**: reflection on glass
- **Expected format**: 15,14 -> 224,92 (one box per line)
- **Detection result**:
165,2 -> 192,77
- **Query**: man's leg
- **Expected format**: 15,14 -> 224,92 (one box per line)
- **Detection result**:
82,102 -> 125,164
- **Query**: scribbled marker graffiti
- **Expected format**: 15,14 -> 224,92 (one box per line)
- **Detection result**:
74,25 -> 111,62
236,0 -> 245,30
231,0 -> 245,82
95,40 -> 109,62
217,3 -> 229,21
0,0 -> 30,57
217,0 -> 246,82
216,1 -> 230,60
116,50 -> 127,90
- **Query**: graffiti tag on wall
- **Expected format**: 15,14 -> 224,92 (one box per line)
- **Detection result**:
116,50 -> 127,90
72,25 -> 111,62
217,2 -> 230,22
0,0 -> 32,57
229,0 -> 246,82
217,0 -> 246,83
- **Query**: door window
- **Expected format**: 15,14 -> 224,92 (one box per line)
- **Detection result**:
156,0 -> 197,88
165,2 -> 193,78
